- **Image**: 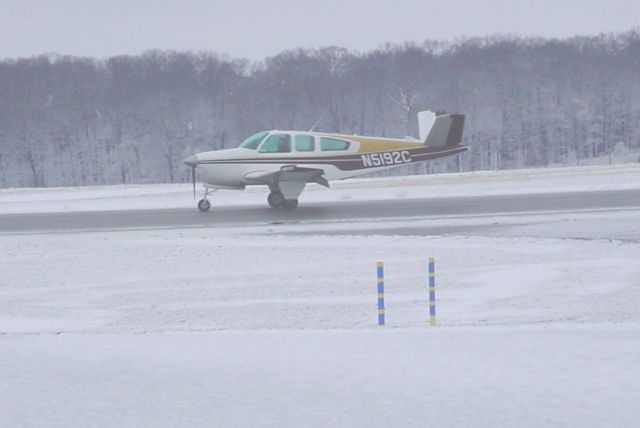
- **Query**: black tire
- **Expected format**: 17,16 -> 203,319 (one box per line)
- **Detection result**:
197,199 -> 211,212
267,191 -> 285,208
282,199 -> 299,210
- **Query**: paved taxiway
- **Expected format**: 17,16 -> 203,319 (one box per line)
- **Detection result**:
1,189 -> 639,234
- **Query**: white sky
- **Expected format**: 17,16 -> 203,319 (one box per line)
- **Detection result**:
1,0 -> 638,60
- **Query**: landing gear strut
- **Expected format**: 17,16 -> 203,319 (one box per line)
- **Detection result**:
197,187 -> 217,212
267,191 -> 298,210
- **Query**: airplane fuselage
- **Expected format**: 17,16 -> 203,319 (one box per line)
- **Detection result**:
192,131 -> 466,189
184,111 -> 466,210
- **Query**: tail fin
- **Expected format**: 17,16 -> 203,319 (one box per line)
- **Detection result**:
418,111 -> 437,141
418,110 -> 466,148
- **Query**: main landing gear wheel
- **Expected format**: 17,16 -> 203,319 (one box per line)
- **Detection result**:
267,191 -> 298,210
267,191 -> 285,208
282,199 -> 298,210
197,199 -> 211,212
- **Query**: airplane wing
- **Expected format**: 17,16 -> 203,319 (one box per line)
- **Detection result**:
244,166 -> 329,188
244,166 -> 328,201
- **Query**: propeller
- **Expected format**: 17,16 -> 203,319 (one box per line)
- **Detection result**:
184,121 -> 197,199
184,155 -> 198,199
191,163 -> 196,198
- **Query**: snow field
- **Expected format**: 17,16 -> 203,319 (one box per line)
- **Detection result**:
2,328 -> 639,428
1,219 -> 639,334
2,164 -> 640,427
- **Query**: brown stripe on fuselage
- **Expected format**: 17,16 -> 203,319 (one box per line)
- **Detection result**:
197,145 -> 467,171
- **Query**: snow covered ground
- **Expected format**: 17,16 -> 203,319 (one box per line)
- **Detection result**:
2,218 -> 639,333
1,165 -> 640,427
1,163 -> 639,214
3,328 -> 639,428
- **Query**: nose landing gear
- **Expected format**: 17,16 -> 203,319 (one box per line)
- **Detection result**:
197,199 -> 211,212
196,187 -> 217,212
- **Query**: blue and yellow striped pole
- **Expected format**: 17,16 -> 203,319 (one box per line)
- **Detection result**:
377,261 -> 385,326
428,257 -> 437,326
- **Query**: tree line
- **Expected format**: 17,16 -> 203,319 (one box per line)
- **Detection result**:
1,30 -> 639,187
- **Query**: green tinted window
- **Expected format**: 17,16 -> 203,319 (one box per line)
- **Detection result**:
239,131 -> 268,150
259,134 -> 291,153
295,135 -> 315,152
320,137 -> 350,151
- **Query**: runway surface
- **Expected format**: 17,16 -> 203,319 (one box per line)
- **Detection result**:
1,189 -> 639,234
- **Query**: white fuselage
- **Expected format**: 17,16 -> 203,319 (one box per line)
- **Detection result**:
195,139 -> 388,188
188,126 -> 466,190
184,112 -> 467,210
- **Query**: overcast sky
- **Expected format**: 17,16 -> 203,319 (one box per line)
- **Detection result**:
1,0 -> 638,60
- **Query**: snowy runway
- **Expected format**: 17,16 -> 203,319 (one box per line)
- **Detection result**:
1,188 -> 639,234
1,165 -> 639,427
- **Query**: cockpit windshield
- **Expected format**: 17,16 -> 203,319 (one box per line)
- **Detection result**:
239,131 -> 268,150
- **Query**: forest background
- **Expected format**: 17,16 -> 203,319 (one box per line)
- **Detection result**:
1,31 -> 639,187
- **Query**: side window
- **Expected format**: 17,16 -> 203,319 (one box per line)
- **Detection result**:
320,137 -> 351,151
295,135 -> 315,152
259,134 -> 291,153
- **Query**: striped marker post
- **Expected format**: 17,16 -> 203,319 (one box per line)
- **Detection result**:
377,262 -> 385,326
428,257 -> 437,326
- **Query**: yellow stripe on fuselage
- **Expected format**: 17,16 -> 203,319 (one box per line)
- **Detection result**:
349,136 -> 423,154
314,132 -> 424,154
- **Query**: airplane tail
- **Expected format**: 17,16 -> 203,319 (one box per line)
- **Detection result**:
418,110 -> 466,148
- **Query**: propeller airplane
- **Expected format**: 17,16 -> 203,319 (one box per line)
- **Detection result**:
184,110 -> 466,211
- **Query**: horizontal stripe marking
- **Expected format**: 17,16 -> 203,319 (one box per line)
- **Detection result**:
195,146 -> 467,166
197,152 -> 464,166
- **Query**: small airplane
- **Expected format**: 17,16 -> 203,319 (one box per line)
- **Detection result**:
184,110 -> 466,211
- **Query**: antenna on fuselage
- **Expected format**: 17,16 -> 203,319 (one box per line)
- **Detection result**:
308,115 -> 325,132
